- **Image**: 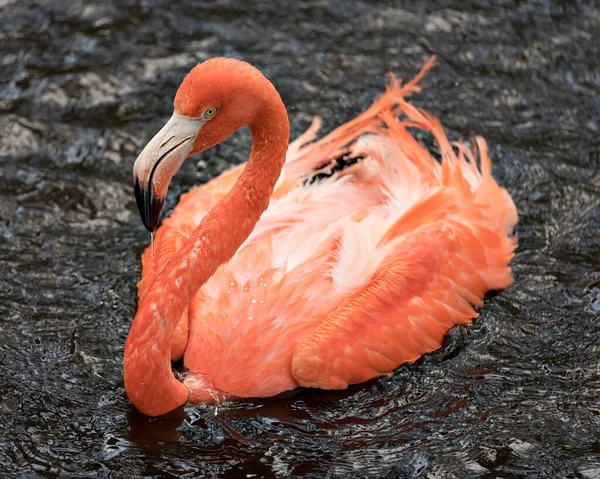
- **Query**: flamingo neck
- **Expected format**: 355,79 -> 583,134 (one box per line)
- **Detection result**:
124,95 -> 290,417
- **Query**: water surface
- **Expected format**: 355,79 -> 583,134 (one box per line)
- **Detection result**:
1,0 -> 599,477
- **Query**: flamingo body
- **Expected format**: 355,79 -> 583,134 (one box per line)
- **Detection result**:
125,57 -> 518,416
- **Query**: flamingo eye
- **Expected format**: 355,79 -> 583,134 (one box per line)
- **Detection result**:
204,107 -> 217,119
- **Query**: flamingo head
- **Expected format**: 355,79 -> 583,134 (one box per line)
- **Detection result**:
132,57 -> 274,232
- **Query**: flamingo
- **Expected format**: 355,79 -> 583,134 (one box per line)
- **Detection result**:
124,57 -> 518,417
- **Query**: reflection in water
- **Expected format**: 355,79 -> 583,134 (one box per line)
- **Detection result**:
1,0 -> 599,477
127,406 -> 186,447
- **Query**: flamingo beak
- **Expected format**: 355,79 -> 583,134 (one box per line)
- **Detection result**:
133,113 -> 204,232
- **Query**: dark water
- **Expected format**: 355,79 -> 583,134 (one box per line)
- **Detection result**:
1,0 -> 599,477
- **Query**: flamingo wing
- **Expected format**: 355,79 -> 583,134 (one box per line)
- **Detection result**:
291,212 -> 517,390
290,139 -> 518,390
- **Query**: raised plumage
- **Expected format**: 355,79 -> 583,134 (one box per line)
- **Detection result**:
124,57 -> 518,417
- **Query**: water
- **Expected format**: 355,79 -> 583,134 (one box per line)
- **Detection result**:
1,0 -> 599,477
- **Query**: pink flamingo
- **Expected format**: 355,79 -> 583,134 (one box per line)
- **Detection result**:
124,57 -> 518,417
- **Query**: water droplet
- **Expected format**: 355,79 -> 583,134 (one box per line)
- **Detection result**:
248,315 -> 254,320
251,298 -> 256,304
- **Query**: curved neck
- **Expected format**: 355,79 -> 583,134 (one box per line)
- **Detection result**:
124,96 -> 290,416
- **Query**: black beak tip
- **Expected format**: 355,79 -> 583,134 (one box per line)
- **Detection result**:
134,177 -> 164,233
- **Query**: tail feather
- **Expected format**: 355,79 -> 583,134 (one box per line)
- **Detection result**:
283,56 -> 518,299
